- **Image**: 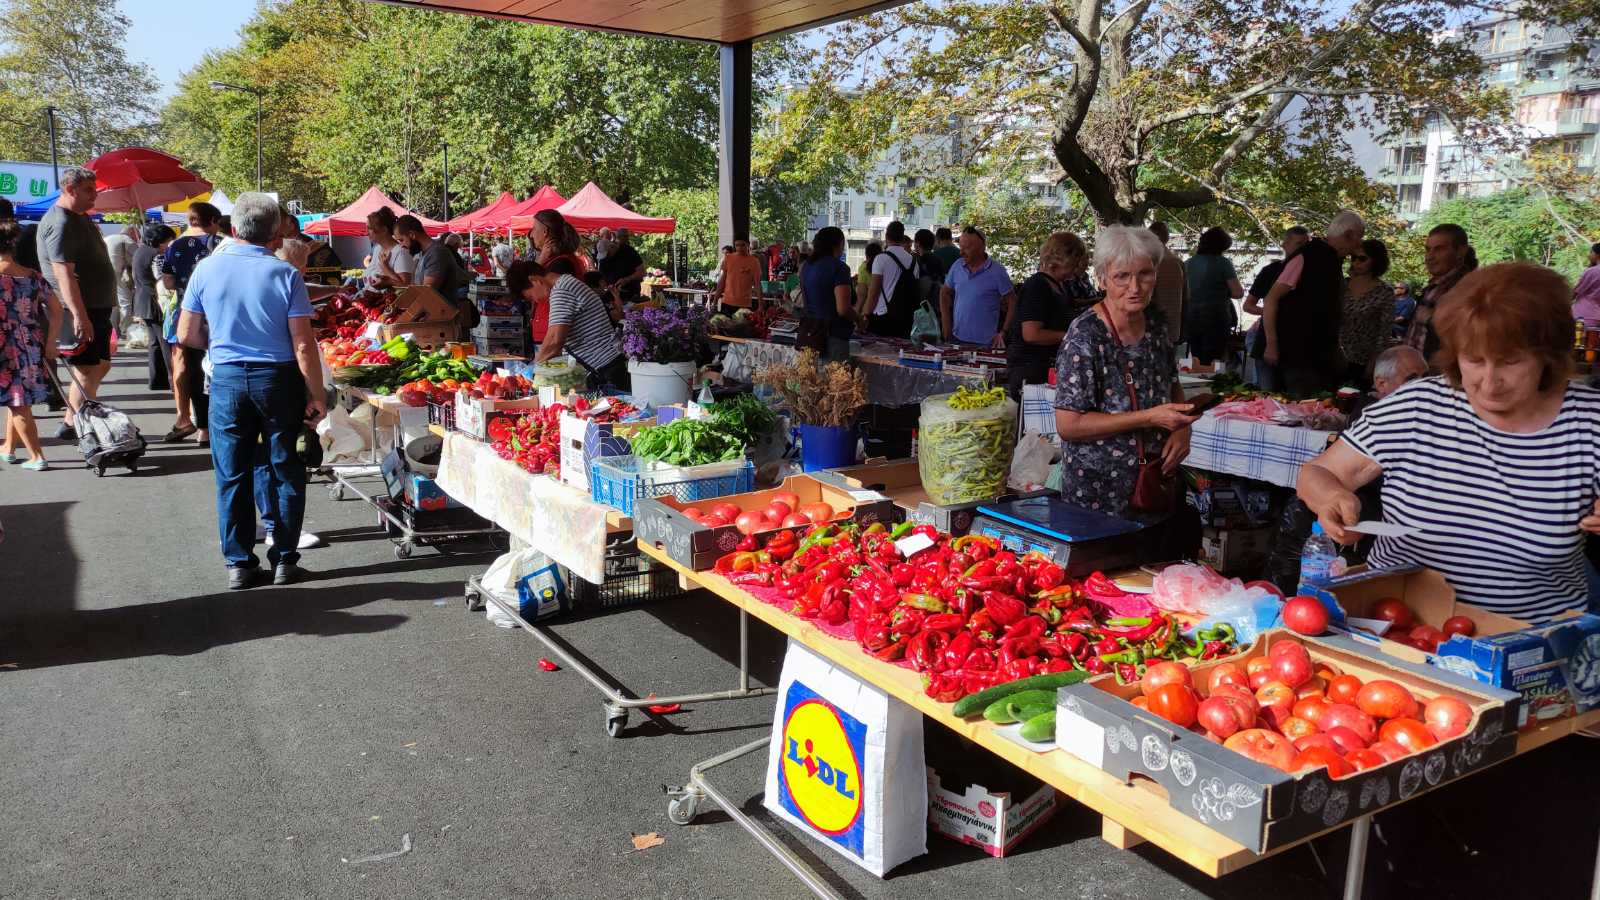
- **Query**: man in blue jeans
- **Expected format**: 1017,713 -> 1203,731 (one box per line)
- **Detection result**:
177,194 -> 328,588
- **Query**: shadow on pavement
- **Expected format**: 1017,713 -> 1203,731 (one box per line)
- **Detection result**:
0,502 -> 80,622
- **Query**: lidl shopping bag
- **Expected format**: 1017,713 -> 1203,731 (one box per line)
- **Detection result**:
763,640 -> 927,876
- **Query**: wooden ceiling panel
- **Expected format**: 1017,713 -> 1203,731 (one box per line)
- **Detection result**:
369,0 -> 912,42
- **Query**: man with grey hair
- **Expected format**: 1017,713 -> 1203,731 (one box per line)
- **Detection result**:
37,165 -> 118,440
1260,210 -> 1365,397
1371,345 -> 1427,399
177,192 -> 326,589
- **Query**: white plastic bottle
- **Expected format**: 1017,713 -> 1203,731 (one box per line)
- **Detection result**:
1299,522 -> 1346,587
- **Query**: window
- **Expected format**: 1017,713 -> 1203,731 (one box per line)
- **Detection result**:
1398,184 -> 1423,214
1435,182 -> 1460,202
831,201 -> 850,225
864,201 -> 887,218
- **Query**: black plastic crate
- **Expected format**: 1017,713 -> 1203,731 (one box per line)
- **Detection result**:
427,400 -> 456,431
560,535 -> 687,609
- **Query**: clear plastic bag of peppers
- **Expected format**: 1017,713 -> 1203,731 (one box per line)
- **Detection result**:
713,523 -> 1238,704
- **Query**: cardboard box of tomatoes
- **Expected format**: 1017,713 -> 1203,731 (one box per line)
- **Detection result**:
1302,568 -> 1600,730
633,474 -> 897,571
1053,629 -> 1519,852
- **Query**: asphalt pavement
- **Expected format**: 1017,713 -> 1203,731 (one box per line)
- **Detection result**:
2,353 -> 1596,900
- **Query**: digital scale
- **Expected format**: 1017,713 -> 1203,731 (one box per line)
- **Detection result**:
970,496 -> 1170,577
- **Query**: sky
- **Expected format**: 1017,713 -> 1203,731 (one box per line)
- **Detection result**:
121,0 -> 258,99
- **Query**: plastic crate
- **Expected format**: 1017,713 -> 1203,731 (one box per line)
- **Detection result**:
561,535 -> 687,609
589,455 -> 755,516
427,399 -> 456,431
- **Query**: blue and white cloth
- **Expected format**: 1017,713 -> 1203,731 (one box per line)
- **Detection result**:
1186,413 -> 1335,489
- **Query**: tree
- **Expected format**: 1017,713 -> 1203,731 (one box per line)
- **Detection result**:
1414,186 -> 1600,282
0,0 -> 159,163
780,0 -> 1594,229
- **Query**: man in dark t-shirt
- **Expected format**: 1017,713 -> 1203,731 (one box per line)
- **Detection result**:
598,227 -> 645,306
37,166 -> 118,437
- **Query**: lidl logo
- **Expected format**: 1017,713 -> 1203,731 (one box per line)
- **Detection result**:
778,685 -> 867,854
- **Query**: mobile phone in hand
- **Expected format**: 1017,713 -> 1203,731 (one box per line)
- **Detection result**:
1187,393 -> 1223,415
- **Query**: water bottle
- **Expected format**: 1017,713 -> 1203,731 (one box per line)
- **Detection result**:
1299,522 -> 1346,587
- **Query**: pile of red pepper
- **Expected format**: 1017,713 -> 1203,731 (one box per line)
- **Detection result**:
313,289 -> 393,341
712,522 -> 1239,704
488,403 -> 566,476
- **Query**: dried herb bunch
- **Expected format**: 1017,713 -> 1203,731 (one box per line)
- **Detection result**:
754,349 -> 868,428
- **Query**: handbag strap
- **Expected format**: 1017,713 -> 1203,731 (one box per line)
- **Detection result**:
1098,302 -> 1148,462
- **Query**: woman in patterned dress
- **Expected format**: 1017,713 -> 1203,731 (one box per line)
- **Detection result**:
1,220 -> 64,470
1053,226 -> 1198,515
1339,238 -> 1395,389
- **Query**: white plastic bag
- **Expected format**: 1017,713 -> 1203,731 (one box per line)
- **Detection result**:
317,404 -> 368,463
480,545 -> 558,628
764,640 -> 926,877
1008,432 -> 1056,491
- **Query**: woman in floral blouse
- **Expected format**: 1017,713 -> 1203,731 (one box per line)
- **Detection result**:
1054,226 -> 1198,516
1340,238 -> 1394,388
1,220 -> 64,470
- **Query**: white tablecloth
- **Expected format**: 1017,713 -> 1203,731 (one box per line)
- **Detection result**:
1186,414 -> 1336,489
435,432 -> 610,582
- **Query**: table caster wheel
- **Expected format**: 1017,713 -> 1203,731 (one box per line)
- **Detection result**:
394,542 -> 413,560
667,794 -> 699,826
464,588 -> 484,611
328,484 -> 345,501
605,708 -> 628,738
93,463 -> 106,477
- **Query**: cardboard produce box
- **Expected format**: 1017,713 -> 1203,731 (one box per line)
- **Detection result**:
379,285 -> 461,348
925,766 -> 1057,858
1054,629 -> 1519,853
812,459 -> 1047,536
634,474 -> 896,571
454,394 -> 541,441
557,405 -> 681,491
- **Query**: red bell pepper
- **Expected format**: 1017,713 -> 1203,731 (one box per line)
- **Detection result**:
999,635 -> 1042,664
870,638 -> 905,662
859,615 -> 893,652
943,631 -> 975,671
961,668 -> 1002,696
924,671 -> 965,702
1042,658 -> 1075,674
1004,614 -> 1048,642
890,607 -> 926,641
981,591 -> 1026,627
906,630 -> 949,671
1001,658 -> 1038,681
922,612 -> 965,633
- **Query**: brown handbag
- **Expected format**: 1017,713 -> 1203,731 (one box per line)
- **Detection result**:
1100,304 -> 1175,514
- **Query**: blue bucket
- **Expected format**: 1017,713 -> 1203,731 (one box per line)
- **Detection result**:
798,424 -> 857,472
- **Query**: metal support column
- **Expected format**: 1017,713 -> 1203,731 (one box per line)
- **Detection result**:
717,41 -> 753,249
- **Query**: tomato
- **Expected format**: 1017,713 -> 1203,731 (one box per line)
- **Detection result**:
771,491 -> 801,511
1441,615 -> 1476,638
1206,663 -> 1249,694
711,502 -> 741,522
1322,703 -> 1378,743
1356,679 -> 1419,721
1223,729 -> 1298,772
1314,661 -> 1343,681
1408,625 -> 1447,652
1249,670 -> 1273,691
1372,597 -> 1415,629
1293,696 -> 1330,727
699,514 -> 729,528
765,501 -> 794,522
1325,726 -> 1370,753
1246,656 -> 1273,677
1141,661 -> 1194,697
1294,733 -> 1341,754
781,513 -> 810,528
1270,651 -> 1314,689
1255,680 -> 1297,717
1131,695 -> 1150,710
799,502 -> 836,524
1295,676 -> 1328,700
1269,639 -> 1311,662
1378,718 -> 1436,752
1368,740 -> 1409,763
1280,716 -> 1318,740
1327,674 -> 1364,706
1282,596 -> 1330,635
734,510 -> 767,535
1423,696 -> 1474,740
1209,684 -> 1259,718
1293,746 -> 1350,777
1147,684 -> 1200,728
1197,695 -> 1254,738
1343,748 -> 1388,773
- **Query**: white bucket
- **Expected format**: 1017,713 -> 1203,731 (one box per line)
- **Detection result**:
627,360 -> 696,406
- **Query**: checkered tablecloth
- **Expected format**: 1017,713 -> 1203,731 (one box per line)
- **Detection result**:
1185,414 -> 1336,488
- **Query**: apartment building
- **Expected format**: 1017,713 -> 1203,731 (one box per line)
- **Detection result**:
1375,16 -> 1599,220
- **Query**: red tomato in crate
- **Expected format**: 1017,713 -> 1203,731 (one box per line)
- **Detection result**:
771,491 -> 801,511
1282,596 -> 1331,635
1442,616 -> 1476,638
1322,703 -> 1378,743
799,502 -> 836,525
1324,725 -> 1370,754
1293,746 -> 1351,778
1280,717 -> 1318,740
1246,656 -> 1273,677
1356,680 -> 1419,721
1372,598 -> 1415,629
711,502 -> 741,523
680,506 -> 705,521
1423,696 -> 1474,740
734,511 -> 767,535
1147,684 -> 1200,728
1293,696 -> 1331,728
1343,749 -> 1388,774
1141,661 -> 1194,697
1223,729 -> 1298,772
1367,740 -> 1410,763
1378,718 -> 1436,752
1327,674 -> 1364,706
1206,663 -> 1249,694
1294,734 -> 1342,754
1409,625 -> 1447,652
765,501 -> 793,522
1270,651 -> 1315,689
1197,696 -> 1253,738
781,513 -> 810,528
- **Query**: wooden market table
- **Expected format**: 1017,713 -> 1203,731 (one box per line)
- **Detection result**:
638,542 -> 1600,898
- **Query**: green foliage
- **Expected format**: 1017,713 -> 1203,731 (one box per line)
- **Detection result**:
0,0 -> 160,162
1416,187 -> 1600,282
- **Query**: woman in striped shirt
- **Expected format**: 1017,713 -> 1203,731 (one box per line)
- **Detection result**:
510,261 -> 628,392
1298,262 -> 1600,623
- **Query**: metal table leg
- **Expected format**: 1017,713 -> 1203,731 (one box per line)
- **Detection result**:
664,737 -> 847,900
471,578 -> 775,736
1591,824 -> 1600,900
1343,814 -> 1372,900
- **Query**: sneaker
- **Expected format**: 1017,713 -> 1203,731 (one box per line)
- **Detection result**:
228,566 -> 264,590
20,459 -> 48,471
297,531 -> 324,550
0,451 -> 18,464
54,422 -> 77,441
272,562 -> 302,586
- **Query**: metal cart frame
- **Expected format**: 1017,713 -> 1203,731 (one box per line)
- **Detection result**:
464,574 -> 775,738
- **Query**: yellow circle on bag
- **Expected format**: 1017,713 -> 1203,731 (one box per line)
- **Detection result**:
779,698 -> 864,836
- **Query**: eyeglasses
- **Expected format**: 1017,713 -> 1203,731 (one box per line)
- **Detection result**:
1109,270 -> 1158,286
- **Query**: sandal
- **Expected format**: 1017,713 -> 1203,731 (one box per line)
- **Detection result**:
163,423 -> 198,442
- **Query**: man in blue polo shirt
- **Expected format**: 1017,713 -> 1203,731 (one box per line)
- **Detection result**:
177,193 -> 327,589
939,226 -> 1016,347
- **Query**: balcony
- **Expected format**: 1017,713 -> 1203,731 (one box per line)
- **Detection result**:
1557,108 -> 1600,134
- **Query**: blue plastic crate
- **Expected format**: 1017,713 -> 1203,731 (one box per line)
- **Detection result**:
589,454 -> 755,516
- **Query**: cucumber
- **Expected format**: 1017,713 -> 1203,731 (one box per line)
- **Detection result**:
1007,700 -> 1054,723
982,689 -> 1058,723
1019,710 -> 1056,743
952,671 -> 1091,718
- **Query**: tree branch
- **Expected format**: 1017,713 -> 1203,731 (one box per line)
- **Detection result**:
1211,93 -> 1293,182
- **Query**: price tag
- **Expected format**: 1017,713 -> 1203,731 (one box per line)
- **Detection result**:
1055,704 -> 1105,768
361,321 -> 383,342
578,398 -> 612,419
894,533 -> 935,558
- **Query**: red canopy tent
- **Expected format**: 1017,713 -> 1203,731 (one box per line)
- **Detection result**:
303,186 -> 447,237
446,191 -> 518,234
508,182 -> 674,235
496,186 -> 568,234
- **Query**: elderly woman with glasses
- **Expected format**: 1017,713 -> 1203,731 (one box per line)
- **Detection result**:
1300,262 -> 1600,622
1054,226 -> 1199,516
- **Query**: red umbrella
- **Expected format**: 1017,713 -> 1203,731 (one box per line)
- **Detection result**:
86,147 -> 212,212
